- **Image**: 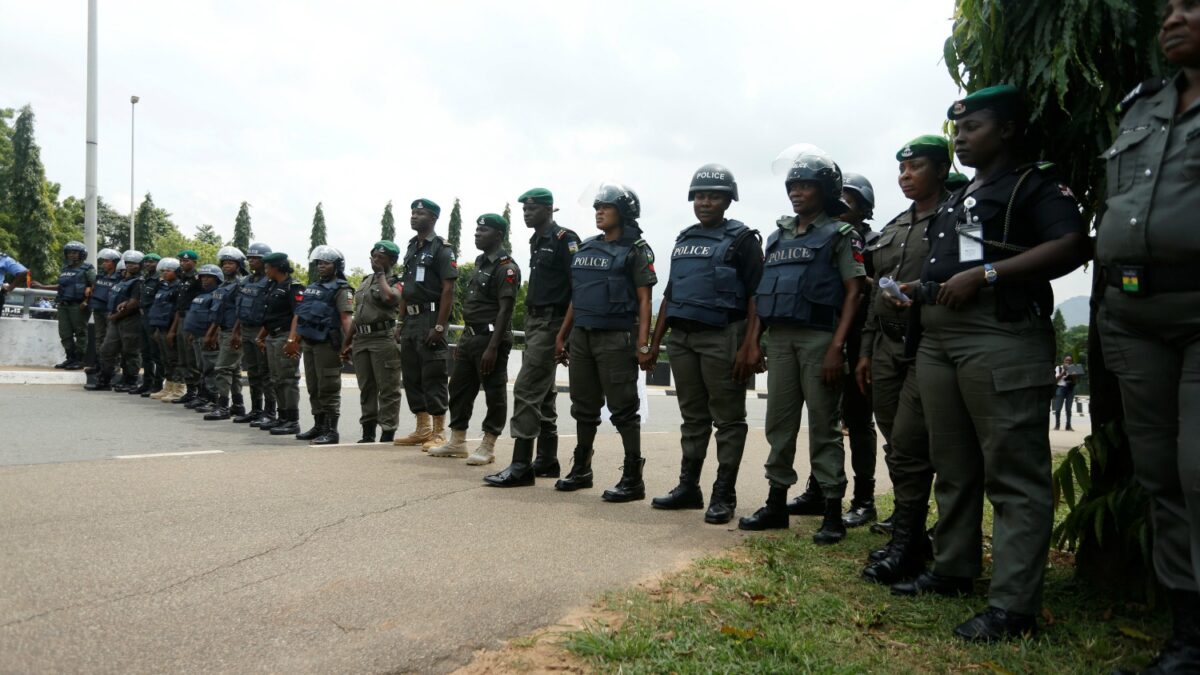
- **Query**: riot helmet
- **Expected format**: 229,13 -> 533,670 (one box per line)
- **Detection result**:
841,172 -> 875,218
688,163 -> 739,201
64,240 -> 88,262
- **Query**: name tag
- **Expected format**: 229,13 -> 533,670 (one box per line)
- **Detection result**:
958,226 -> 983,263
415,266 -> 426,282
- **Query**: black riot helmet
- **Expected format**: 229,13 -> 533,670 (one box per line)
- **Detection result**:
785,154 -> 848,217
63,240 -> 88,262
688,163 -> 738,202
592,183 -> 641,222
246,241 -> 272,257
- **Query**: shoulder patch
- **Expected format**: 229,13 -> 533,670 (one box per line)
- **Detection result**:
1119,77 -> 1169,113
555,229 -> 567,239
836,222 -> 855,236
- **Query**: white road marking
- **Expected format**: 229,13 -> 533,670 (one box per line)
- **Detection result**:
114,450 -> 225,460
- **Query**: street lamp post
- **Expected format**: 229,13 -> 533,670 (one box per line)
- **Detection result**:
129,95 -> 139,250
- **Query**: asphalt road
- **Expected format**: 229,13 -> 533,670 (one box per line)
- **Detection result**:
0,383 -> 1088,673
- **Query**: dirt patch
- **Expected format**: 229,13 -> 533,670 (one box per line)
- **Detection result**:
452,604 -> 621,674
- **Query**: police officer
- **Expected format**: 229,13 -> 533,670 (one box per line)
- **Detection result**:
394,199 -> 458,449
149,258 -> 184,401
889,86 -> 1088,643
737,151 -> 866,546
553,183 -> 657,502
168,251 -> 202,405
855,135 -> 952,584
343,241 -> 403,443
645,164 -> 763,524
289,245 -> 353,445
486,188 -> 580,487
181,264 -> 223,410
1101,4 -> 1200,669
202,247 -> 247,420
134,254 -> 163,396
232,242 -> 275,424
34,241 -> 93,370
85,248 -> 122,371
430,214 -> 521,464
256,253 -> 304,435
89,251 -> 144,391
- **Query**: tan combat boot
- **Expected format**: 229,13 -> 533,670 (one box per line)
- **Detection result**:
160,381 -> 186,403
466,432 -> 498,465
393,412 -> 432,446
428,428 -> 468,458
421,415 -> 447,452
149,380 -> 174,400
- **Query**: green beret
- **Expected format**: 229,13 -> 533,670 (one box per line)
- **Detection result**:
897,134 -> 951,163
143,253 -> 162,263
945,172 -> 971,191
372,240 -> 401,257
475,213 -> 508,232
262,252 -> 290,266
410,198 -> 441,217
178,249 -> 199,261
948,84 -> 1024,121
518,187 -> 554,206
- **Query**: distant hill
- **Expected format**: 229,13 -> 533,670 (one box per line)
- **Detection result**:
1056,295 -> 1089,327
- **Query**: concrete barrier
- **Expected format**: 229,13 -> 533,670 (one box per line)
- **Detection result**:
0,316 -> 63,368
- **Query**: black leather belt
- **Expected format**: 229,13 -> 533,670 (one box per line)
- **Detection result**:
268,326 -> 290,337
878,318 -> 907,342
1104,264 -> 1200,295
354,319 -> 395,335
526,305 -> 566,318
462,323 -> 496,337
406,302 -> 436,316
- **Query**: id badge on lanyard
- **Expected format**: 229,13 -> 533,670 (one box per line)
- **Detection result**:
957,196 -> 983,263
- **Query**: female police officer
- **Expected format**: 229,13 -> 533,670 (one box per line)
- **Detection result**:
256,252 -> 305,435
1101,2 -> 1200,669
554,183 -> 657,502
288,246 -> 353,446
889,86 -> 1088,643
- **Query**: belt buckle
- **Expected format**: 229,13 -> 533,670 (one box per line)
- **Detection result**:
1119,265 -> 1144,295
406,304 -> 420,316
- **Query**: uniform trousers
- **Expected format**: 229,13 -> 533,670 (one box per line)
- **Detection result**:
398,311 -> 449,415
352,331 -> 402,431
668,322 -> 748,467
302,339 -> 342,417
508,312 -> 563,440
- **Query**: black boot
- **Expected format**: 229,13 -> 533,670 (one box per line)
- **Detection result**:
173,384 -> 197,404
1132,591 -> 1200,674
64,358 -> 85,371
251,401 -> 278,428
870,512 -> 896,535
111,375 -> 132,393
192,389 -> 216,413
891,570 -> 973,598
555,428 -> 596,492
704,464 -> 739,525
295,414 -> 325,441
234,394 -> 262,423
602,458 -> 646,503
953,606 -> 1037,643
311,415 -> 340,445
204,397 -> 231,420
1065,420 -> 1074,432
229,392 -> 245,417
651,457 -> 705,510
379,429 -> 395,443
863,501 -> 929,584
738,486 -> 789,530
55,355 -> 72,369
269,409 -> 301,435
843,479 -> 877,528
485,437 -> 536,487
358,423 -> 377,443
1053,412 -> 1060,431
532,434 -> 561,478
85,368 -> 114,391
142,377 -> 162,397
133,376 -> 153,395
786,475 -> 825,516
184,385 -> 208,408
813,497 -> 848,545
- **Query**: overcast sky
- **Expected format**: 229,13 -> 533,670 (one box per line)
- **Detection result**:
2,0 -> 1092,304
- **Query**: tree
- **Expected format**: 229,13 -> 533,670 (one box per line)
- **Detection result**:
447,198 -> 462,255
945,0 -> 1165,593
380,201 -> 395,241
232,201 -> 253,250
452,261 -> 475,326
194,224 -> 222,247
133,192 -> 171,253
500,202 -> 512,253
1052,309 -> 1067,357
96,198 -> 130,251
7,106 -> 56,280
309,202 -> 327,280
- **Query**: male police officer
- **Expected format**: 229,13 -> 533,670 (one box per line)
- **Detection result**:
149,258 -> 183,401
290,246 -> 353,445
344,241 -> 403,443
35,241 -> 93,369
430,214 -> 521,464
134,254 -> 163,396
202,247 -> 247,420
232,242 -> 275,424
646,164 -> 763,524
168,251 -> 202,404
86,248 -> 122,370
257,253 -> 304,435
182,264 -> 223,411
738,151 -> 866,545
486,188 -> 581,487
394,199 -> 458,449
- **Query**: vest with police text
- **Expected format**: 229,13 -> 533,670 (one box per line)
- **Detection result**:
108,276 -> 139,314
666,220 -> 750,327
148,282 -> 179,329
57,263 -> 93,302
89,272 -> 118,310
755,222 -> 846,331
210,279 -> 241,330
570,237 -> 637,331
295,278 -> 348,343
236,274 -> 272,326
183,289 -> 216,336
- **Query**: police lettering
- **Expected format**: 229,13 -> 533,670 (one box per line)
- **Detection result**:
573,256 -> 611,269
694,171 -> 726,180
672,244 -> 714,258
766,247 -> 816,264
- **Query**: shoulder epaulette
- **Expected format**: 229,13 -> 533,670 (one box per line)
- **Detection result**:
1119,77 -> 1169,114
1036,161 -> 1055,172
836,222 -> 855,236
633,238 -> 649,249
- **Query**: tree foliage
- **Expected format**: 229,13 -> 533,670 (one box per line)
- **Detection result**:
134,192 -> 174,253
500,202 -> 512,253
194,223 -> 222,247
380,200 -> 395,242
7,106 -> 56,280
451,261 -> 474,326
447,198 -> 462,256
232,201 -> 253,251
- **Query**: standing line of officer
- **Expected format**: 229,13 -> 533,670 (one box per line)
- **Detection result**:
345,241 -> 404,443
181,264 -> 223,411
232,243 -> 276,425
168,251 -> 202,404
256,252 -> 304,435
85,248 -> 121,371
149,258 -> 183,401
291,246 -> 353,445
88,250 -> 144,391
134,254 -> 163,396
202,247 -> 248,420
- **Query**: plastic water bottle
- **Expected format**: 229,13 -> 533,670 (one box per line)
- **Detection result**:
879,276 -> 910,303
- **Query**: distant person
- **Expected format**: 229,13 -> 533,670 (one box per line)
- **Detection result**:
1051,355 -> 1078,431
291,246 -> 353,445
344,241 -> 404,443
0,250 -> 29,312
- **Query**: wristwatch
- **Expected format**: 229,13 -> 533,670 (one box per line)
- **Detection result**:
434,324 -> 445,333
983,263 -> 998,285
638,345 -> 652,355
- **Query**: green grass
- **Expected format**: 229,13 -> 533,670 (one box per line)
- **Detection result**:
564,493 -> 1167,674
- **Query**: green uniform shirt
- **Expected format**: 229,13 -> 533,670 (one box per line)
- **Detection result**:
332,284 -> 354,313
84,266 -> 97,285
526,223 -> 581,308
777,212 -> 866,281
353,273 -> 402,325
861,204 -> 939,358
1097,73 -> 1200,266
401,233 -> 458,304
628,237 -> 658,289
463,250 -> 521,325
